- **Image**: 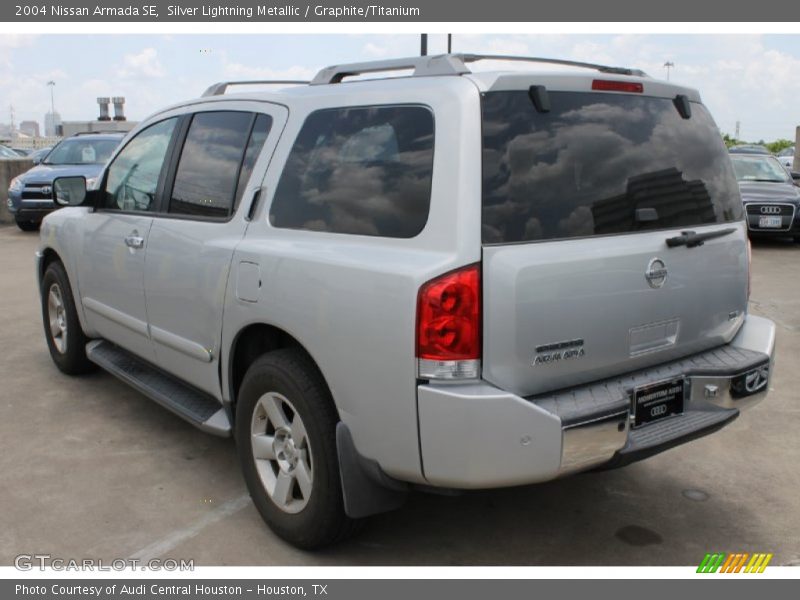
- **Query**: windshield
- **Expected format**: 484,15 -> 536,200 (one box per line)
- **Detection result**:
0,146 -> 19,158
482,91 -> 742,244
730,155 -> 791,184
44,138 -> 120,165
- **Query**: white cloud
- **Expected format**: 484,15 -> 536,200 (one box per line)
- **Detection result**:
120,47 -> 165,79
2,34 -> 799,143
459,34 -> 800,142
363,42 -> 389,58
222,62 -> 316,81
0,35 -> 34,48
0,34 -> 37,70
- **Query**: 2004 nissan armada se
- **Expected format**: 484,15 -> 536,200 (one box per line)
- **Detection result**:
37,54 -> 776,548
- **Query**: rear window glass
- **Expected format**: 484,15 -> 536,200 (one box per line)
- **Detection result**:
269,105 -> 434,238
482,91 -> 742,244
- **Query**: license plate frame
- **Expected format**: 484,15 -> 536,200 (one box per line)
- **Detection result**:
758,215 -> 783,228
632,378 -> 685,428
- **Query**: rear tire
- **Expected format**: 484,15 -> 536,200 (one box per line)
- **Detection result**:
41,261 -> 95,375
16,219 -> 40,232
235,348 -> 360,549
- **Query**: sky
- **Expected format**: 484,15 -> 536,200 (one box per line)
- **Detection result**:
2,33 -> 800,142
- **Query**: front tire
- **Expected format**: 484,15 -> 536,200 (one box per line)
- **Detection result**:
235,349 -> 358,549
41,261 -> 94,375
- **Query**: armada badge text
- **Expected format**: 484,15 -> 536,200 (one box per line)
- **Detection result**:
533,338 -> 586,366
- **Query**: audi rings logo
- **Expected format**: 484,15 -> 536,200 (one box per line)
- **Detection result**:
650,404 -> 668,417
760,206 -> 782,215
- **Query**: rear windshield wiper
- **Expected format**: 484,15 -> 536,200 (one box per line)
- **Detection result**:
666,227 -> 737,248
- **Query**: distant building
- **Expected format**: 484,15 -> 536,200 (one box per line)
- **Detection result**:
44,111 -> 62,136
59,96 -> 138,137
19,120 -> 40,137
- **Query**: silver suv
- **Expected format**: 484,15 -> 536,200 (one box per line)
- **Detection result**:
37,54 -> 776,549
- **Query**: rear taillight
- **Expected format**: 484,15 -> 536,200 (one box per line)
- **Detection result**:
592,80 -> 644,93
416,264 -> 481,380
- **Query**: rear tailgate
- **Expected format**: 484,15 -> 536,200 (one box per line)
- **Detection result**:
480,84 -> 747,397
483,224 -> 748,396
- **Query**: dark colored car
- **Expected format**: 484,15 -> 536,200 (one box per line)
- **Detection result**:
730,153 -> 800,242
778,146 -> 795,170
729,144 -> 771,155
0,145 -> 21,159
6,132 -> 124,231
28,146 -> 53,165
30,147 -> 52,165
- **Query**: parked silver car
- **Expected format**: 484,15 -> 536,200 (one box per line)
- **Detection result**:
778,146 -> 796,170
36,54 -> 776,549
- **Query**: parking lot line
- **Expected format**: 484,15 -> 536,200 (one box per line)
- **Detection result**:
129,494 -> 251,562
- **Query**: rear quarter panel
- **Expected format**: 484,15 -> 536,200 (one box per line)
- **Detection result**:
220,77 -> 484,483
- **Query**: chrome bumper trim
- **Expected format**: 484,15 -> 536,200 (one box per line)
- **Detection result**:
559,315 -> 776,474
560,410 -> 629,474
560,365 -> 770,474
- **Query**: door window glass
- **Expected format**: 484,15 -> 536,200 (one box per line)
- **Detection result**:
169,111 -> 254,218
103,118 -> 177,212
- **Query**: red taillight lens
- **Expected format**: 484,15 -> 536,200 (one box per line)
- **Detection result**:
416,264 -> 481,361
592,80 -> 644,93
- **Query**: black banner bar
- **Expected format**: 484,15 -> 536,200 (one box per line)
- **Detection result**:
3,579 -> 799,600
4,0 -> 800,22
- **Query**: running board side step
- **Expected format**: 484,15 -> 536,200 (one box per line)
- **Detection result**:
86,340 -> 231,437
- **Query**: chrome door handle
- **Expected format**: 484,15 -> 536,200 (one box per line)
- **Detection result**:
124,234 -> 145,249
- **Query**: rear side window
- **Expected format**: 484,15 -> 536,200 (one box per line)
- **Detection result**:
270,105 -> 434,238
482,91 -> 743,244
170,111 -> 254,219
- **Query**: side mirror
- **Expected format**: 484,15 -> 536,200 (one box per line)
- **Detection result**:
791,172 -> 800,186
32,156 -> 42,165
53,176 -> 88,207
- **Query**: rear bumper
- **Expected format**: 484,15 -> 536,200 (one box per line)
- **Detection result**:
416,315 -> 776,489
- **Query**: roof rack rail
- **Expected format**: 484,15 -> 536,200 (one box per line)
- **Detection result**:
311,55 -> 470,85
310,53 -> 646,85
202,80 -> 310,97
460,54 -> 647,77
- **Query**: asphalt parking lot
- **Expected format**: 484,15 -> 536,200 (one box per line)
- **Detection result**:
1,225 -> 798,567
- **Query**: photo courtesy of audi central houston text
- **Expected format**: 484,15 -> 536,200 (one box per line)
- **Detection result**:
1,33 -> 798,564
